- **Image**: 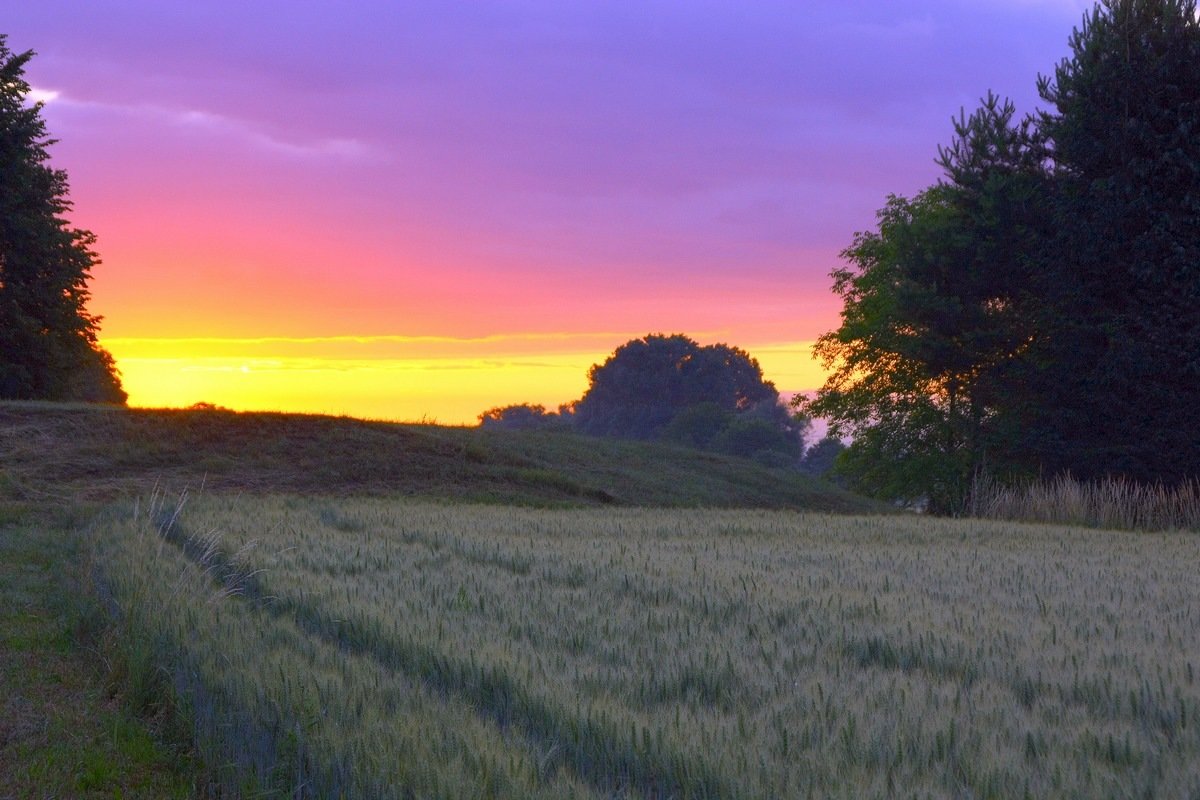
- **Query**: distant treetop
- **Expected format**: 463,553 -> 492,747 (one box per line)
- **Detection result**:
479,333 -> 810,467
573,334 -> 779,440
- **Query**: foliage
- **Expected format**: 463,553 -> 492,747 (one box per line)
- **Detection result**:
711,403 -> 804,462
803,1 -> 1200,509
799,434 -> 846,478
573,334 -> 779,439
0,37 -> 125,403
1026,0 -> 1200,481
801,97 -> 1046,511
661,401 -> 732,449
570,333 -> 806,464
478,403 -> 569,431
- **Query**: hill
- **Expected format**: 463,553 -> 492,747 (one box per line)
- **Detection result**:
0,402 -> 880,512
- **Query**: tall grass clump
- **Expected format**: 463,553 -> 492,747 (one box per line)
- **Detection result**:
967,472 -> 1200,531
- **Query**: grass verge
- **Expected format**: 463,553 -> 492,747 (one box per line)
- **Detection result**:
0,503 -> 199,799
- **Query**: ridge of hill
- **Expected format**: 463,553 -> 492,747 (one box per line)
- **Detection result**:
0,402 -> 880,512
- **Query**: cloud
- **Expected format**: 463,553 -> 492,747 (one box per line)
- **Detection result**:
100,329 -> 792,368
101,331 -> 642,363
103,331 -> 636,347
40,88 -> 381,163
171,107 -> 379,160
27,86 -> 61,104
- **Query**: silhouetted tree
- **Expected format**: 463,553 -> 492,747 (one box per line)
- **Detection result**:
1026,0 -> 1200,482
573,334 -> 807,463
0,37 -> 124,402
801,96 -> 1047,511
478,403 -> 566,431
804,1 -> 1200,509
712,415 -> 800,462
573,333 -> 780,440
662,401 -> 732,449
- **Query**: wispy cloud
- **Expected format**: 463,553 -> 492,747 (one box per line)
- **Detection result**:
27,86 -> 61,104
38,88 -> 381,162
171,107 -> 378,160
100,330 -> 819,377
103,331 -> 636,347
101,331 -> 642,364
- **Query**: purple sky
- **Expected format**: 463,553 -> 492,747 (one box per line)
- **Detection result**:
3,1 -> 1098,418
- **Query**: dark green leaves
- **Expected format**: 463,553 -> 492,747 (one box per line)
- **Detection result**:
805,1 -> 1200,510
0,35 -> 124,402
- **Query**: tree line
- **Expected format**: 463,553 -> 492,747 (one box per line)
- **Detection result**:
798,0 -> 1200,512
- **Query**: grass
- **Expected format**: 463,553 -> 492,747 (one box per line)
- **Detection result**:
87,491 -> 1200,798
0,400 -> 877,797
968,472 -> 1200,531
0,401 -> 878,513
9,400 -> 1199,797
0,504 -> 197,799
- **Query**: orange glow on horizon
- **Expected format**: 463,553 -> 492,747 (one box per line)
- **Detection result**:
104,335 -> 828,425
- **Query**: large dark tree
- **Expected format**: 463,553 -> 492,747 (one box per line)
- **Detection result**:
801,96 -> 1047,511
1030,0 -> 1200,481
572,334 -> 800,450
1,37 -> 125,402
804,1 -> 1200,509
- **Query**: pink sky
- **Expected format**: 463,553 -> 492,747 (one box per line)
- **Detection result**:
8,1 -> 1092,421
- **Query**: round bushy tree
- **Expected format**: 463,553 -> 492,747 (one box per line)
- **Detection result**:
573,334 -> 779,440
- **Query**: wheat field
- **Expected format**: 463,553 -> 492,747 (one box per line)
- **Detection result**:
90,493 -> 1200,798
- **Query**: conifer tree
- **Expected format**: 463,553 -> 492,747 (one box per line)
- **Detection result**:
0,35 -> 125,402
1032,0 -> 1200,481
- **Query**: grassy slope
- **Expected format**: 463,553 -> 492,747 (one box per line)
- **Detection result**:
0,401 -> 879,512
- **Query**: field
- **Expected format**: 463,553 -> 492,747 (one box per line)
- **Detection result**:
90,491 -> 1200,799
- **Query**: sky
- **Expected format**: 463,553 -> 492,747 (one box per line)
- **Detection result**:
8,0 -> 1092,423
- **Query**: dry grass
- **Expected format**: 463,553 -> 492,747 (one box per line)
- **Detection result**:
90,492 -> 1200,798
968,472 -> 1200,531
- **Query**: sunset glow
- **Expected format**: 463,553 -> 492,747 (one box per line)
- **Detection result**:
105,335 -> 828,423
8,2 -> 1091,423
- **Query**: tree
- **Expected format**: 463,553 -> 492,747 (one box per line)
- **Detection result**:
661,401 -> 732,449
0,37 -> 125,402
804,1 -> 1200,508
573,334 -> 780,440
571,333 -> 807,461
799,96 -> 1048,512
711,415 -> 800,462
478,403 -> 567,431
799,434 -> 846,478
1030,0 -> 1200,482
